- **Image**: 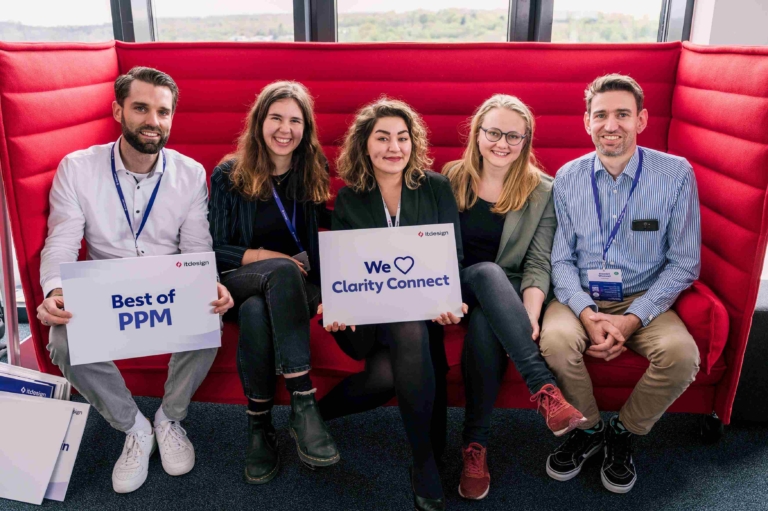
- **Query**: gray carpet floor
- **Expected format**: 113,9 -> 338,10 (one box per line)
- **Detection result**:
1,394 -> 767,511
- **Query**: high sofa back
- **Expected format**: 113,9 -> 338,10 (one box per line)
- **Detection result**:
0,40 -> 766,422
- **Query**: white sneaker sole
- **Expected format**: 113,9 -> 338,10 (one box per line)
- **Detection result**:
458,482 -> 490,500
161,450 -> 195,476
545,443 -> 602,482
601,471 -> 636,493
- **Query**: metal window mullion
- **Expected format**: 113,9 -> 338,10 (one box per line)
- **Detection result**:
659,0 -> 695,41
312,0 -> 337,42
508,0 -> 553,42
110,0 -> 135,42
294,0 -> 310,41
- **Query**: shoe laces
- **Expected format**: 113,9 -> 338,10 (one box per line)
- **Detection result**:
463,444 -> 486,478
559,428 -> 591,453
531,384 -> 565,417
120,432 -> 146,469
607,426 -> 633,466
157,421 -> 188,453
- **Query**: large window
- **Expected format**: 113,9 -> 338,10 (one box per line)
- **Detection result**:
153,0 -> 293,42
551,0 -> 663,43
0,0 -> 112,42
337,0 -> 510,42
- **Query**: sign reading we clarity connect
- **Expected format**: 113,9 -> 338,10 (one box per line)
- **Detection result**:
60,252 -> 221,366
319,224 -> 463,326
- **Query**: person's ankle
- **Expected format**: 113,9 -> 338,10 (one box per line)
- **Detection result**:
247,398 -> 273,415
126,409 -> 152,435
285,373 -> 313,394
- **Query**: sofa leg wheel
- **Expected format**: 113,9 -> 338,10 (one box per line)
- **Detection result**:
700,412 -> 724,444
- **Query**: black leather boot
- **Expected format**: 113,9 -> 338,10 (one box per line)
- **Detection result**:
289,389 -> 340,468
410,467 -> 446,511
244,411 -> 279,484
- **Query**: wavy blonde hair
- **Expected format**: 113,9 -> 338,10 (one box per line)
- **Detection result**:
221,81 -> 330,203
336,97 -> 432,193
443,94 -> 543,214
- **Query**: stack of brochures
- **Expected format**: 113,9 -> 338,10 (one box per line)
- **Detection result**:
0,362 -> 71,400
0,364 -> 88,505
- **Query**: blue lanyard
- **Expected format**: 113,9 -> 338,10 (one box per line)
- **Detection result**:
271,186 -> 305,253
590,148 -> 644,267
111,143 -> 166,256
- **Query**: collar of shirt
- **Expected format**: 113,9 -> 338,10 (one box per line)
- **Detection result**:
113,136 -> 166,179
593,146 -> 640,181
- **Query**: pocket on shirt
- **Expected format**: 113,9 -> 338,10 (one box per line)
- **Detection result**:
626,230 -> 666,262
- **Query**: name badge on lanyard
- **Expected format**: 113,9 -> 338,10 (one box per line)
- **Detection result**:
111,143 -> 166,257
382,194 -> 401,228
586,148 -> 644,302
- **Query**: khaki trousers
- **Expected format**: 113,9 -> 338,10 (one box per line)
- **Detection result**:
539,293 -> 700,435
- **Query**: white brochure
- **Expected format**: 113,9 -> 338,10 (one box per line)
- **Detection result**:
319,224 -> 463,326
61,252 -> 221,365
0,395 -> 73,505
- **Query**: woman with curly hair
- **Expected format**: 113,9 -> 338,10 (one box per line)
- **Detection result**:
318,98 -> 466,511
209,81 -> 339,484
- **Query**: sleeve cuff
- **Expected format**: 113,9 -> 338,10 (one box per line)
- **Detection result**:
43,278 -> 62,299
568,292 -> 597,318
625,298 -> 663,327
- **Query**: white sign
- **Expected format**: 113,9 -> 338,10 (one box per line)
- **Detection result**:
61,253 -> 221,366
319,224 -> 463,326
0,396 -> 72,505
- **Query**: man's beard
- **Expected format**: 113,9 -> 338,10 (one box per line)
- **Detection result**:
121,116 -> 169,154
594,131 -> 633,158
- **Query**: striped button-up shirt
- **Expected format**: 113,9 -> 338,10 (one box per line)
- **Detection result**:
551,146 -> 701,326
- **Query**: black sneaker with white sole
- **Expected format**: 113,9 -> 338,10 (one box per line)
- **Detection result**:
600,416 -> 637,493
546,421 -> 605,481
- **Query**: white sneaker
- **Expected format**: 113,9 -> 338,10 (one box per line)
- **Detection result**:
112,430 -> 156,494
155,420 -> 195,476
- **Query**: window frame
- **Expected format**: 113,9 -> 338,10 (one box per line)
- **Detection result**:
113,1 -> 695,44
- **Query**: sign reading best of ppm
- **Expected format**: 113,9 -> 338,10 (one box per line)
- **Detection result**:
319,224 -> 463,326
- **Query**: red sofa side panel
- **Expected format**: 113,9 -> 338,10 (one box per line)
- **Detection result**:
670,42 -> 768,424
0,41 -> 121,373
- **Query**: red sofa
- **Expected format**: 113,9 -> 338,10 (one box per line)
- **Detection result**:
1,41 -> 766,429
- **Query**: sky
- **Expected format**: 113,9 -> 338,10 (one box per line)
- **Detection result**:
0,0 -> 664,27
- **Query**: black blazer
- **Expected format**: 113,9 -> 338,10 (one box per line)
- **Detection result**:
208,160 -> 331,286
330,170 -> 463,360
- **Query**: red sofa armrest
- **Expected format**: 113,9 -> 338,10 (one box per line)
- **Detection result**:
672,280 -> 729,374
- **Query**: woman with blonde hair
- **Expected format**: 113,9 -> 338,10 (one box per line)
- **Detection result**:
319,97 -> 466,511
209,81 -> 339,484
443,95 -> 585,500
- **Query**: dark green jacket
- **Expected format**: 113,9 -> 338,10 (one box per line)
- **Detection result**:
330,170 -> 462,360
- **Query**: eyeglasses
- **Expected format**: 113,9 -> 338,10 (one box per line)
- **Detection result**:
479,127 -> 527,146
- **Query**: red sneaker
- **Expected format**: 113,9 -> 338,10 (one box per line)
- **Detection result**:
531,383 -> 587,437
458,443 -> 490,500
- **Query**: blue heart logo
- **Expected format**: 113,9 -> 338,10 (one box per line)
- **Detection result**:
394,256 -> 415,275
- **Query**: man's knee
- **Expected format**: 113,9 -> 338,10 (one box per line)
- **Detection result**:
540,319 -> 585,360
651,334 -> 700,383
47,325 -> 70,367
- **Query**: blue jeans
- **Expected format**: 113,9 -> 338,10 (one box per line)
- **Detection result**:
223,258 -> 321,400
460,262 -> 557,446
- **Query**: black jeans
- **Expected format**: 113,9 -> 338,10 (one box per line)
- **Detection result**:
460,262 -> 557,446
223,258 -> 321,400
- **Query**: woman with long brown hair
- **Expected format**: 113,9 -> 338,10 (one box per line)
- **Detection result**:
209,81 -> 339,484
443,95 -> 584,500
319,97 -> 466,511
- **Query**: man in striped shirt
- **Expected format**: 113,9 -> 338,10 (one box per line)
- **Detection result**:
539,74 -> 701,494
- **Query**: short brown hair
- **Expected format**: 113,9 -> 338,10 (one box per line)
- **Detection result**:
114,66 -> 179,112
585,74 -> 644,114
337,97 -> 432,193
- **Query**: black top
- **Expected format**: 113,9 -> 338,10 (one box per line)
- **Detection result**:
208,159 -> 331,286
250,171 -> 309,256
460,198 -> 504,268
